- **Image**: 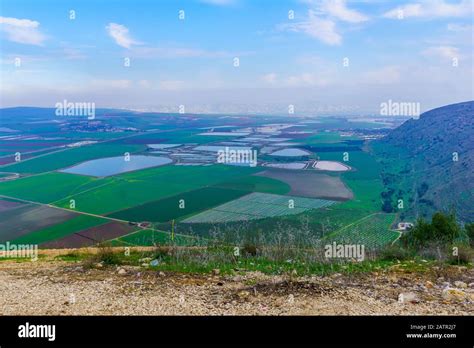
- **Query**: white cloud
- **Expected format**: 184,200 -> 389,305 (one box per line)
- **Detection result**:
285,73 -> 328,87
422,46 -> 461,60
158,80 -> 186,91
284,10 -> 342,45
447,23 -> 473,32
360,66 -> 401,84
261,73 -> 277,84
0,16 -> 46,45
383,0 -> 472,19
199,0 -> 235,5
106,23 -> 141,49
321,0 -> 369,23
91,79 -> 132,89
62,48 -> 87,60
130,46 -> 230,59
138,80 -> 152,88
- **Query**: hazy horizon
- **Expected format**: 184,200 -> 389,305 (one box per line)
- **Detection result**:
1,0 -> 473,115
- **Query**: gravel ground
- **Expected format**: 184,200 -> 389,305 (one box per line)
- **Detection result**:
0,261 -> 473,315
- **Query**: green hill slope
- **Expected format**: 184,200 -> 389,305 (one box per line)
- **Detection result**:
373,101 -> 474,222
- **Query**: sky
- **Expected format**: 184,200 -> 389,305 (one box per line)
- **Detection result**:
0,0 -> 473,115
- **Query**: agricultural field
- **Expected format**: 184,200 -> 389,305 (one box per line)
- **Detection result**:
0,107 -> 407,250
182,192 -> 337,223
111,229 -> 197,247
109,186 -> 249,223
0,172 -> 100,203
11,214 -> 108,245
41,221 -> 138,248
0,202 -> 77,243
52,165 -> 260,214
322,213 -> 399,250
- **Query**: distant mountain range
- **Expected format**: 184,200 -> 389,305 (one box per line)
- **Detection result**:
375,101 -> 474,222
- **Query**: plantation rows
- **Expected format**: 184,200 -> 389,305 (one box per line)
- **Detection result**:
324,213 -> 399,249
183,193 -> 336,223
240,192 -> 336,209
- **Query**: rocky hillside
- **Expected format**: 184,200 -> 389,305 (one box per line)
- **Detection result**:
375,101 -> 474,222
0,259 -> 472,315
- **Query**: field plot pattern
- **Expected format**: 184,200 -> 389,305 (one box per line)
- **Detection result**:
322,213 -> 399,249
183,192 -> 336,223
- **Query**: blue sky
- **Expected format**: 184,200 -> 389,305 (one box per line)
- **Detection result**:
0,0 -> 473,115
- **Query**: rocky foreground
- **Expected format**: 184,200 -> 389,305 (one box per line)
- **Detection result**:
0,260 -> 473,315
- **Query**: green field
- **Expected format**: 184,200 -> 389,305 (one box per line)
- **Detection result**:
112,229 -> 196,246
322,213 -> 399,249
52,165 -> 261,214
12,214 -> 107,245
213,175 -> 290,195
183,192 -> 336,223
0,111 -> 408,250
0,172 -> 98,203
0,164 -> 264,215
109,186 -> 249,223
297,132 -> 343,144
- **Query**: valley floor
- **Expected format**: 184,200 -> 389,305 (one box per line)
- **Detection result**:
0,259 -> 472,315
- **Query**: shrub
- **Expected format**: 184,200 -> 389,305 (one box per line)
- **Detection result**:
83,243 -> 122,268
401,212 -> 462,249
447,244 -> 474,265
465,223 -> 474,246
378,244 -> 412,261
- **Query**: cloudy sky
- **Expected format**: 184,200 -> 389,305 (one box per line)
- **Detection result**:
0,0 -> 473,115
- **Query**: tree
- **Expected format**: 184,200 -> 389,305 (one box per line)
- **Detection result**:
465,223 -> 474,246
401,211 -> 462,249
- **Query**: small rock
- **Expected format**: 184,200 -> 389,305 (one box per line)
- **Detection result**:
442,281 -> 451,288
158,271 -> 165,277
442,288 -> 467,302
398,292 -> 420,304
139,257 -> 152,263
454,281 -> 467,289
454,266 -> 467,272
425,281 -> 434,289
238,290 -> 250,298
95,262 -> 104,269
418,285 -> 428,292
212,269 -> 221,276
117,268 -> 127,275
468,282 -> 474,289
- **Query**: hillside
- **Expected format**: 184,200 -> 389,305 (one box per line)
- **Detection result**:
373,101 -> 474,222
0,251 -> 472,315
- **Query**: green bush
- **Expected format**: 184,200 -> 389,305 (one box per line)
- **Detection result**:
401,212 -> 462,249
447,244 -> 474,265
378,244 -> 412,261
465,223 -> 474,246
